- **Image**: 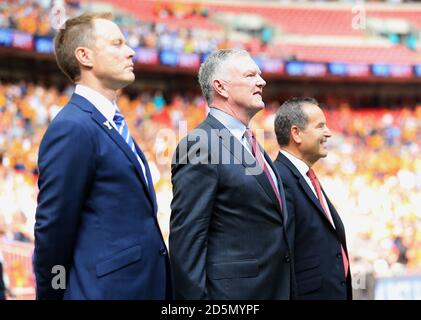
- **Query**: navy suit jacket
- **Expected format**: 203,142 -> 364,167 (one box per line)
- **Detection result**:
34,93 -> 172,300
274,152 -> 352,300
170,115 -> 292,299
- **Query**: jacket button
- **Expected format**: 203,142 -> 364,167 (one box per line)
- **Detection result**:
284,255 -> 291,263
340,281 -> 345,287
159,248 -> 167,256
337,253 -> 342,259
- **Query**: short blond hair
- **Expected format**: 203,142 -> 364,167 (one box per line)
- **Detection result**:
54,12 -> 112,82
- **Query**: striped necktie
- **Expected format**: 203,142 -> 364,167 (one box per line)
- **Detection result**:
113,109 -> 148,185
244,128 -> 283,211
113,110 -> 137,154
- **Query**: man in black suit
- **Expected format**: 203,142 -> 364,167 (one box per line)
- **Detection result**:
170,49 -> 292,299
273,97 -> 352,300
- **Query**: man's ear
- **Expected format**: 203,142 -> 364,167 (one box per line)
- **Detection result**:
74,46 -> 94,68
291,125 -> 302,144
213,79 -> 229,99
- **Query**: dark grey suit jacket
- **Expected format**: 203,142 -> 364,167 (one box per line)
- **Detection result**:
170,114 -> 292,299
274,152 -> 352,300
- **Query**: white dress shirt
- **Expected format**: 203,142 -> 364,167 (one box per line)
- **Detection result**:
75,84 -> 118,129
280,150 -> 335,227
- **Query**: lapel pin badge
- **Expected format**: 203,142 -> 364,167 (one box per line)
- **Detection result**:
103,120 -> 112,130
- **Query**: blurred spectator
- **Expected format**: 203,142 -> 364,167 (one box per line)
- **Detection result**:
1,0 -> 420,300
11,211 -> 32,243
1,81 -> 420,284
393,236 -> 409,265
0,217 -> 14,300
0,79 -> 421,299
0,250 -> 6,300
0,0 -> 249,56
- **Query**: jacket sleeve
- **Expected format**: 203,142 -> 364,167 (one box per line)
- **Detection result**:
34,118 -> 95,300
169,135 -> 218,299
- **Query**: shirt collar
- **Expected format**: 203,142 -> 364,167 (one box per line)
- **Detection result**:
280,149 -> 310,177
74,84 -> 117,123
209,107 -> 247,142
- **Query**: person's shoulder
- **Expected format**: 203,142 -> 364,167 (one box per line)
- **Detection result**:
274,155 -> 296,180
49,93 -> 96,126
194,117 -> 214,133
43,101 -> 94,142
172,118 -> 216,167
47,109 -> 87,137
273,153 -> 288,171
178,118 -> 213,146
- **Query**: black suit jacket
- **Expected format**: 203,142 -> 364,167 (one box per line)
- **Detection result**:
274,152 -> 352,300
170,114 -> 292,299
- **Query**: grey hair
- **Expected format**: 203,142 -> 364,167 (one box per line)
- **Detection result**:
198,48 -> 249,106
274,97 -> 320,147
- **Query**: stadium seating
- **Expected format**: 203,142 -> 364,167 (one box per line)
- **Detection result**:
1,0 -> 421,300
270,43 -> 420,64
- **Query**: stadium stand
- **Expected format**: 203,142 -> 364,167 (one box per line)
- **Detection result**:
0,0 -> 420,299
1,80 -> 420,299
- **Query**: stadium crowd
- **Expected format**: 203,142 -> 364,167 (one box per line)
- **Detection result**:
0,0 -> 230,55
0,0 -> 343,59
2,0 -> 420,61
1,0 -> 420,300
1,81 -> 420,290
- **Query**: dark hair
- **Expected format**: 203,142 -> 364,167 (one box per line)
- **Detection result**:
274,97 -> 320,146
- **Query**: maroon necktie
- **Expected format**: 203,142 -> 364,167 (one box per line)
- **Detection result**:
307,168 -> 349,278
245,128 -> 282,211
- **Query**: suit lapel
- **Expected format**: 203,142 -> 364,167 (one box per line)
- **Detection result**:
276,153 -> 348,249
276,153 -> 335,231
88,103 -> 156,210
206,115 -> 283,220
324,192 -> 347,249
134,142 -> 158,213
264,151 -> 288,223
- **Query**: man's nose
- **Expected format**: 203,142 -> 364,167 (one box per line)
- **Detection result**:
126,45 -> 135,58
257,74 -> 266,87
325,126 -> 332,137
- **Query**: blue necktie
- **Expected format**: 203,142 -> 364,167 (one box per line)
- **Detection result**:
113,109 -> 148,186
113,110 -> 137,155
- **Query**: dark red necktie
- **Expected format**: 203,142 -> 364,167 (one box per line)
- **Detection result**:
307,168 -> 349,278
245,128 -> 282,211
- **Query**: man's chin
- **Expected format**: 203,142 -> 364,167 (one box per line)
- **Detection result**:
255,102 -> 265,110
251,104 -> 264,113
116,76 -> 135,89
125,73 -> 135,83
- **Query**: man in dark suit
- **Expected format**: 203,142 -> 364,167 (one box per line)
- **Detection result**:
273,97 -> 352,299
170,49 -> 292,299
34,13 -> 172,299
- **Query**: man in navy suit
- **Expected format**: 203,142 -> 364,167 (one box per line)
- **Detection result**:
170,49 -> 292,299
273,97 -> 352,299
33,13 -> 172,299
